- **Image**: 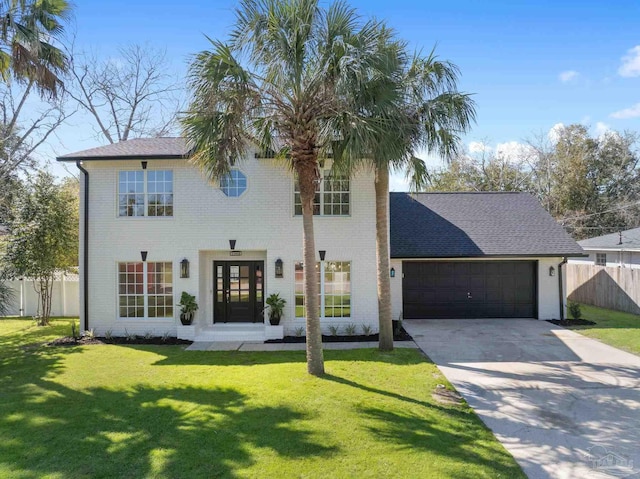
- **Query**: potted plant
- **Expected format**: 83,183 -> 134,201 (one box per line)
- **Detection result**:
178,292 -> 198,325
265,293 -> 286,325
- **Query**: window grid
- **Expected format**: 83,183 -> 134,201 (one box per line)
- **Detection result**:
118,170 -> 173,217
118,261 -> 173,319
118,262 -> 144,317
324,261 -> 351,317
118,171 -> 144,217
147,171 -> 174,216
148,262 -> 174,318
595,253 -> 607,266
220,169 -> 248,197
294,170 -> 349,216
295,261 -> 351,318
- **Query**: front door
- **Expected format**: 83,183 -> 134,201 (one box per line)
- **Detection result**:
214,261 -> 264,323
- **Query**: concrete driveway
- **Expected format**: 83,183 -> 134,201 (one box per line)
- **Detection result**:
403,319 -> 640,479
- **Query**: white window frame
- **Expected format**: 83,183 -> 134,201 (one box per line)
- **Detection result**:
294,170 -> 350,216
118,169 -> 174,218
294,260 -> 351,319
219,168 -> 248,197
595,253 -> 607,266
117,261 -> 174,320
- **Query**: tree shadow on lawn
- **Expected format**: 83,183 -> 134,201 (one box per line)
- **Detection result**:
321,374 -> 525,478
0,379 -> 336,478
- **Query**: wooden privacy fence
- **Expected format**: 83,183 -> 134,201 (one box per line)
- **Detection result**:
2,274 -> 79,317
566,263 -> 640,315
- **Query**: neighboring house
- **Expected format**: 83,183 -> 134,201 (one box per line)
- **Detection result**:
569,227 -> 640,269
57,138 -> 583,341
567,227 -> 640,314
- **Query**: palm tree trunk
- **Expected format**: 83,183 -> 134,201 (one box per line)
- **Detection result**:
296,157 -> 324,376
375,166 -> 394,351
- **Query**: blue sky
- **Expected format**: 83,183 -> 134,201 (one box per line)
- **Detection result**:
46,0 -> 640,187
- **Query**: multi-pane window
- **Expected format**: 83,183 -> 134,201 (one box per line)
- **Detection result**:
595,253 -> 607,266
118,170 -> 173,217
118,262 -> 173,318
323,261 -> 351,317
147,262 -> 173,318
294,261 -> 320,318
118,171 -> 144,217
118,262 -> 144,317
147,171 -> 174,216
220,169 -> 247,197
294,171 -> 350,216
295,261 -> 351,318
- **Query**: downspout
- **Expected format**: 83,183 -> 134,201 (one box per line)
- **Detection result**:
558,257 -> 568,321
76,160 -> 89,331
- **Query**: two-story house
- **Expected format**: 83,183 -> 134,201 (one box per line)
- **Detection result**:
58,137 -> 583,342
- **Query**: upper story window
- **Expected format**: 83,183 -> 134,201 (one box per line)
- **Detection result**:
220,169 -> 247,197
294,170 -> 350,216
118,170 -> 173,217
595,253 -> 607,266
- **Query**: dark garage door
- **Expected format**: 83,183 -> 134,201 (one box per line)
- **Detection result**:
402,261 -> 537,319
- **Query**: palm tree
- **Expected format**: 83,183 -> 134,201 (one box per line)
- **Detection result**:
0,0 -> 70,97
338,42 -> 476,350
182,0 -> 393,376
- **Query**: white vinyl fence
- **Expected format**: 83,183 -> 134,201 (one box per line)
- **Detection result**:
2,274 -> 79,317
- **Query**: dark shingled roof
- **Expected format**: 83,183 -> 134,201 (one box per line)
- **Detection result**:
390,192 -> 584,258
57,137 -> 190,161
578,227 -> 640,251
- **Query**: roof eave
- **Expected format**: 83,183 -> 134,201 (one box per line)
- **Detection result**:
57,154 -> 189,162
390,252 -> 587,259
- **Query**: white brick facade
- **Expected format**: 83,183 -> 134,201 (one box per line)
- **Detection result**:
79,150 -> 379,337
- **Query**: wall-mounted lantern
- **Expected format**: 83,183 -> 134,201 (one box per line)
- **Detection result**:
390,267 -> 395,278
180,258 -> 190,278
141,251 -> 148,262
549,266 -> 555,277
275,258 -> 283,278
229,239 -> 236,250
141,161 -> 148,170
319,250 -> 326,261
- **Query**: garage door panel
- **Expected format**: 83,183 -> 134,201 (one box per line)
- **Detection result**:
402,261 -> 537,319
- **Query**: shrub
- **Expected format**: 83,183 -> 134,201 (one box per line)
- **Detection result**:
294,326 -> 305,337
568,301 -> 582,320
344,323 -> 357,335
361,324 -> 373,336
328,325 -> 340,336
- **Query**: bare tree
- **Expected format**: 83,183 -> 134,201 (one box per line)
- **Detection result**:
0,79 -> 71,179
68,44 -> 183,143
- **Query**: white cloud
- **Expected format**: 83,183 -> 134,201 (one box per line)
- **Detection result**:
610,103 -> 640,119
595,121 -> 611,136
548,123 -> 566,143
468,141 -> 491,153
559,70 -> 579,83
495,141 -> 534,164
618,46 -> 640,77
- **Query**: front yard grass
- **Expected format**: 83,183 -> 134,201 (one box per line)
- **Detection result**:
0,318 -> 523,479
568,304 -> 640,356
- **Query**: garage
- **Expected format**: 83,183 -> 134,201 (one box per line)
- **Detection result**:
390,192 -> 585,321
402,261 -> 537,319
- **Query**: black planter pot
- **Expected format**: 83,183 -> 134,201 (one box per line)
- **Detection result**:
180,312 -> 194,326
269,313 -> 281,326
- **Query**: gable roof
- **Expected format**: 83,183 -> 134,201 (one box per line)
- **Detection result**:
578,227 -> 640,251
57,137 -> 190,161
390,192 -> 584,258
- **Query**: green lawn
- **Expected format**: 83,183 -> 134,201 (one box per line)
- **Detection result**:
0,318 -> 524,479
568,304 -> 640,356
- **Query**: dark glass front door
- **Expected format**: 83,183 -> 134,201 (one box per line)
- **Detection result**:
214,261 -> 264,323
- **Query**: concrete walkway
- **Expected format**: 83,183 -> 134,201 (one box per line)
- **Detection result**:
403,319 -> 640,479
186,340 -> 418,351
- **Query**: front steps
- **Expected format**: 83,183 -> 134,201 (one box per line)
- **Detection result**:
185,323 -> 285,342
